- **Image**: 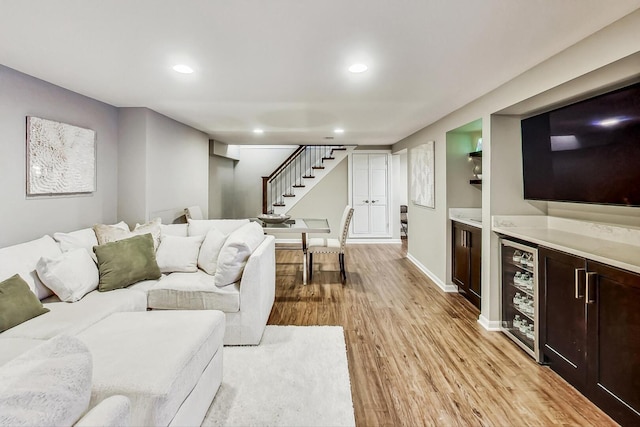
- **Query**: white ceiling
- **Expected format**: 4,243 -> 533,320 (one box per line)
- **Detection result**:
1,1 -> 639,145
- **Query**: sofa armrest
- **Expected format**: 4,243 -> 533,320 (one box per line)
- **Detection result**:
236,235 -> 275,341
75,395 -> 130,427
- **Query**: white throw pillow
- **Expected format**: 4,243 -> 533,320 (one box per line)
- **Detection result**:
187,219 -> 250,237
133,218 -> 162,249
36,249 -> 99,302
0,335 -> 92,427
214,222 -> 265,287
0,235 -> 61,300
94,218 -> 161,249
198,227 -> 229,275
53,228 -> 99,262
155,235 -> 205,273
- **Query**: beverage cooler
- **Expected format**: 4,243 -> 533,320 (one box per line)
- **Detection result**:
500,238 -> 541,362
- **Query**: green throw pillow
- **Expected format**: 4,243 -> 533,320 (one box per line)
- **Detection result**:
0,274 -> 50,333
94,233 -> 161,292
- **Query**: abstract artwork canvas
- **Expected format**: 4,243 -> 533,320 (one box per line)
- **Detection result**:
410,141 -> 435,208
26,117 -> 96,195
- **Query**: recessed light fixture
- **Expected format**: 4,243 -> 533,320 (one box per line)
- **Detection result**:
253,128 -> 264,134
348,63 -> 368,73
334,128 -> 345,134
172,64 -> 194,74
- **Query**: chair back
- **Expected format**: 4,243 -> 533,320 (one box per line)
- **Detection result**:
338,205 -> 354,249
184,206 -> 204,220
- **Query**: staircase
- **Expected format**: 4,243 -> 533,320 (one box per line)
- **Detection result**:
262,145 -> 355,214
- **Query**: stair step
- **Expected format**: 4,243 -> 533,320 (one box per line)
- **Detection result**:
312,166 -> 325,170
331,147 -> 347,151
302,175 -> 315,179
292,185 -> 306,188
273,203 -> 286,207
322,157 -> 335,161
282,194 -> 295,198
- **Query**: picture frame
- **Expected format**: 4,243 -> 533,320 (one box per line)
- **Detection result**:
410,141 -> 435,208
26,116 -> 96,196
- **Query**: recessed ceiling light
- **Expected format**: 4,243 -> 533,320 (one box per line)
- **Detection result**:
172,64 -> 194,74
253,128 -> 264,134
334,128 -> 345,134
348,63 -> 368,73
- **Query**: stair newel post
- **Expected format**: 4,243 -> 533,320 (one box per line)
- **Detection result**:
262,176 -> 268,214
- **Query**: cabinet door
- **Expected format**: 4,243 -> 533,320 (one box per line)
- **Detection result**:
539,247 -> 588,390
352,154 -> 371,234
468,227 -> 482,308
586,261 -> 640,425
451,223 -> 469,295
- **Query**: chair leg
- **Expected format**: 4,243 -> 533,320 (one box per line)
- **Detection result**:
308,252 -> 313,281
339,253 -> 346,283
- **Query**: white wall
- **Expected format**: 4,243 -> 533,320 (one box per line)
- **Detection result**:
393,10 -> 640,324
232,146 -> 297,218
287,157 -> 349,240
0,65 -> 118,247
117,108 -> 148,225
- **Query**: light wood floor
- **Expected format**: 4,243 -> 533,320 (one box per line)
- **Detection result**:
268,242 -> 616,426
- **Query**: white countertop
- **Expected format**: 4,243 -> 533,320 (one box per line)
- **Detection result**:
449,208 -> 482,229
492,215 -> 640,274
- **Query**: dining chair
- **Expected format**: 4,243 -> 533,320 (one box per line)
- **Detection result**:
308,205 -> 354,282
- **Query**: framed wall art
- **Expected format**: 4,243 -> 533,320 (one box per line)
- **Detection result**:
26,116 -> 96,195
410,141 -> 435,208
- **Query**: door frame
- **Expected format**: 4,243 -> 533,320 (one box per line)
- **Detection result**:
347,150 -> 393,239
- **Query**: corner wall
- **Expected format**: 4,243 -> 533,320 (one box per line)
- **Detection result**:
393,9 -> 640,324
0,65 -> 118,246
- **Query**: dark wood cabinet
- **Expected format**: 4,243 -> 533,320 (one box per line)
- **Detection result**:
540,247 -> 640,425
452,221 -> 481,309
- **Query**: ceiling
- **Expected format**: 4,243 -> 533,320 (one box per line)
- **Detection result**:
0,1 -> 639,146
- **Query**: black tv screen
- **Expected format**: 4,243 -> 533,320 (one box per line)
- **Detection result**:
521,81 -> 640,206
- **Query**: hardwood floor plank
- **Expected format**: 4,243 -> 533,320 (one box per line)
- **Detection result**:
268,244 -> 616,426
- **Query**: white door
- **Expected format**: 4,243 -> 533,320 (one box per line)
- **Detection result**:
351,153 -> 390,237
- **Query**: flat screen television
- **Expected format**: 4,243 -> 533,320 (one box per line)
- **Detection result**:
521,81 -> 640,206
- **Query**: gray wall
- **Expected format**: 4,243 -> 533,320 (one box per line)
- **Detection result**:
118,108 -> 209,226
0,65 -> 118,247
209,154 -> 236,219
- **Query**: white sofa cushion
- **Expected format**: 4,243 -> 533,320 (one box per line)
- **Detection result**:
76,310 -> 225,427
0,335 -> 92,427
148,270 -> 240,312
160,223 -> 188,237
0,235 -> 61,300
155,235 -> 204,273
0,289 -> 147,340
0,338 -> 44,367
214,222 -> 265,288
197,227 -> 228,275
36,249 -> 99,302
187,219 -> 249,237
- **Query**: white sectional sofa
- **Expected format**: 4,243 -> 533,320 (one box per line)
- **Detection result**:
0,217 -> 276,426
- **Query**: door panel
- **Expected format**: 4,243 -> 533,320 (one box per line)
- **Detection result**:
370,205 -> 388,234
539,247 -> 587,390
586,261 -> 640,425
350,153 -> 390,237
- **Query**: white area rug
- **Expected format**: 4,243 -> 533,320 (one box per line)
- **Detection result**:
202,326 -> 355,427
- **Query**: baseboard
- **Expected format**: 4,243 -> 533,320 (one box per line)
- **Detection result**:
274,238 -> 302,245
406,253 -> 458,293
346,238 -> 402,244
477,315 -> 502,331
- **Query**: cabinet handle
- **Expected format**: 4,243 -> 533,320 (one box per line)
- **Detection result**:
574,268 -> 585,299
462,230 -> 467,247
586,272 -> 597,304
363,200 -> 369,203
